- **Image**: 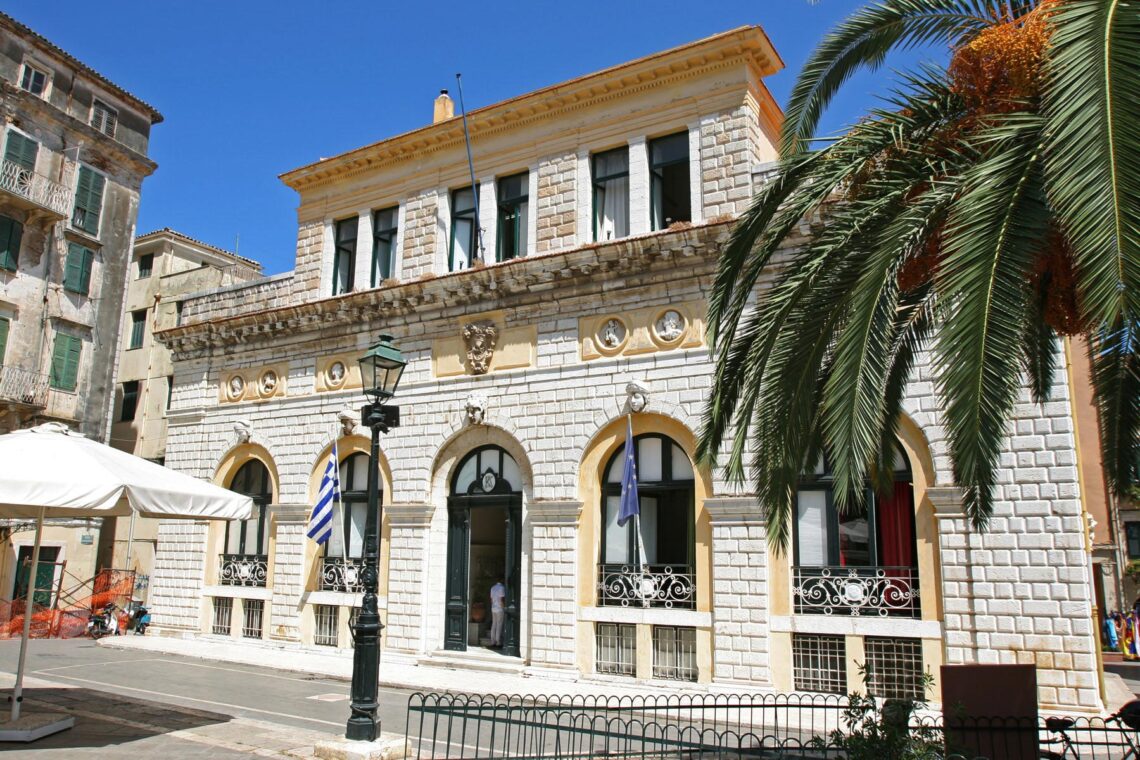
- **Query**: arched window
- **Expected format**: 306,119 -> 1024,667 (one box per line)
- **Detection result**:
225,460 -> 271,557
598,434 -> 695,610
792,444 -> 918,617
326,452 -> 374,560
451,445 -> 522,496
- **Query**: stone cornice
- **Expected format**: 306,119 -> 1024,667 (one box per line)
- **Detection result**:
157,221 -> 731,358
527,500 -> 582,525
387,502 -> 435,527
279,27 -> 781,192
704,495 -> 764,525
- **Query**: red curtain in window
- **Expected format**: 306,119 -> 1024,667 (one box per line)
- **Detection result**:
877,481 -> 915,567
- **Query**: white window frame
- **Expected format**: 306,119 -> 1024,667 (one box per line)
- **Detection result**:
90,98 -> 118,138
19,60 -> 51,99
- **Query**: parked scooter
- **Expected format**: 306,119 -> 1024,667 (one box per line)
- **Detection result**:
86,602 -> 119,639
128,602 -> 150,635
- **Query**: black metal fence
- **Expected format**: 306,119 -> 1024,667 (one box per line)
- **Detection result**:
403,692 -> 1140,759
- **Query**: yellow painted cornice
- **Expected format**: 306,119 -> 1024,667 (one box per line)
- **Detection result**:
279,26 -> 783,193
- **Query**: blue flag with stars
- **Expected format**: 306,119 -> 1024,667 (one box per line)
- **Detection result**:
617,415 -> 639,527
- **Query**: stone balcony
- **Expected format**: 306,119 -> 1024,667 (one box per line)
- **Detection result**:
0,158 -> 73,221
0,365 -> 49,409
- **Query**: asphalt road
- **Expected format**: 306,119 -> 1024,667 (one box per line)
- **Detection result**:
0,637 -> 414,735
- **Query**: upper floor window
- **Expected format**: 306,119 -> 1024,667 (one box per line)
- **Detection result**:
137,253 -> 153,279
175,300 -> 184,326
592,147 -> 629,242
1128,523 -> 1140,559
450,186 -> 477,271
128,309 -> 146,350
0,215 -> 22,272
19,63 -> 48,97
326,452 -> 372,560
91,99 -> 118,138
0,317 -> 9,364
120,380 -> 139,422
225,460 -> 272,557
649,132 -> 691,230
496,172 -> 528,262
64,243 -> 95,295
4,131 -> 38,179
332,217 -> 357,295
371,207 -> 398,286
72,166 -> 106,237
49,332 -> 82,391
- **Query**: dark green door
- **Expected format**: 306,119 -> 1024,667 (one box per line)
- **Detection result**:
14,546 -> 60,607
444,505 -> 470,651
502,496 -> 522,657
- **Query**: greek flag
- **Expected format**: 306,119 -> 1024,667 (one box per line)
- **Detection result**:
616,415 -> 639,528
307,440 -> 340,544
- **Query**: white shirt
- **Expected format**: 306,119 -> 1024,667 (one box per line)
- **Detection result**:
490,582 -> 506,612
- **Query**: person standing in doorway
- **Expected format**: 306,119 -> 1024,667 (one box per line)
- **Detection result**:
489,580 -> 506,649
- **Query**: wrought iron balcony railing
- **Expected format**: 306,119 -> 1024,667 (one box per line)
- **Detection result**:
0,158 -> 73,218
319,556 -> 365,593
793,566 -> 920,618
218,553 -> 268,587
0,366 -> 49,408
598,564 -> 696,610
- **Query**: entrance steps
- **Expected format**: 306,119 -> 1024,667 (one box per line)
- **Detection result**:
417,648 -> 526,675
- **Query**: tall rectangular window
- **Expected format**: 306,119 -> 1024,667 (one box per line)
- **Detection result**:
649,131 -> 691,230
137,253 -> 153,278
0,317 -> 9,364
1128,524 -> 1140,559
72,166 -> 106,236
450,186 -> 477,271
371,207 -> 398,286
49,333 -> 82,391
4,131 -> 38,177
496,172 -> 529,261
129,310 -> 146,350
63,243 -> 94,295
332,217 -> 357,295
20,64 -> 47,96
91,99 -> 118,138
175,301 -> 184,326
592,147 -> 629,242
120,380 -> 139,422
0,215 -> 22,271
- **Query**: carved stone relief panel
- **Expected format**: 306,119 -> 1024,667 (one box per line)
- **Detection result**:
432,310 -> 537,378
218,363 -> 289,403
315,354 -> 363,394
579,300 -> 704,361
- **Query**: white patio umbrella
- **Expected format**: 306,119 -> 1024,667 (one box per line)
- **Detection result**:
0,422 -> 253,724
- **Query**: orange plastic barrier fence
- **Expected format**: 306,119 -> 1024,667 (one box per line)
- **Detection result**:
0,569 -> 135,639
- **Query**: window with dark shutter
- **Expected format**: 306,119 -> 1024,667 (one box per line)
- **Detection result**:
129,310 -> 146,350
4,132 -> 38,174
91,100 -> 118,138
120,380 -> 139,422
72,166 -> 105,236
50,333 -> 82,391
0,318 -> 9,364
20,64 -> 47,96
137,253 -> 153,278
0,215 -> 22,271
64,243 -> 94,295
332,218 -> 357,294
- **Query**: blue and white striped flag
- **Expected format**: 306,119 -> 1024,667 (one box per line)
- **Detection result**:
306,440 -> 340,544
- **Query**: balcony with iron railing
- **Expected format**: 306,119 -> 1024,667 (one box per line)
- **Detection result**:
319,556 -> 365,593
0,366 -> 49,409
218,554 -> 268,587
792,566 -> 920,618
597,564 -> 696,610
0,159 -> 73,220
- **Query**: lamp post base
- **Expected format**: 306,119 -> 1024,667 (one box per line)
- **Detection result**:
315,734 -> 407,760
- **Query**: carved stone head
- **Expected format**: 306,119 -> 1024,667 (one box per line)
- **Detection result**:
462,321 -> 498,375
464,392 -> 487,425
233,420 -> 253,444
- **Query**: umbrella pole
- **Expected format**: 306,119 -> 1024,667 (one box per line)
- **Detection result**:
11,505 -> 44,722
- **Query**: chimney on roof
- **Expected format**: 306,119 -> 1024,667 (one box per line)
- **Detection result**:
433,89 -> 455,123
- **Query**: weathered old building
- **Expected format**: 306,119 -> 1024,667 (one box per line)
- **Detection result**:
97,228 -> 262,588
149,27 -> 1105,711
0,13 -> 160,602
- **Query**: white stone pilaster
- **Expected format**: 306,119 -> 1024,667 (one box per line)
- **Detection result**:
628,136 -> 649,236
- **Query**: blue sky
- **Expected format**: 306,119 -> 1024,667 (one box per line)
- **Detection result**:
10,1 -> 942,274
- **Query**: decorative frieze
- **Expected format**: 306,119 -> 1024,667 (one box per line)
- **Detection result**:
219,364 -> 288,403
315,354 -> 362,394
580,300 -> 705,361
433,310 -> 536,378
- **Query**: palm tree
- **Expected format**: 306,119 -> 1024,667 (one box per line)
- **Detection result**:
698,0 -> 1138,549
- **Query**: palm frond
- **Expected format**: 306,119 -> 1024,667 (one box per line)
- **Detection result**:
1043,0 -> 1140,326
1090,319 -> 1140,498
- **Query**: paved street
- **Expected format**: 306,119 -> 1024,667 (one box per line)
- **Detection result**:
0,638 -> 414,757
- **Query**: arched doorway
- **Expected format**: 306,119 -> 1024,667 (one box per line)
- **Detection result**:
444,445 -> 523,656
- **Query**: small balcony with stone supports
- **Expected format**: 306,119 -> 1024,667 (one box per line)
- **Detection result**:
0,365 -> 49,410
0,159 -> 73,221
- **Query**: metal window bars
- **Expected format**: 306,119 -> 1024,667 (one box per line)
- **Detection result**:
320,556 -> 366,593
241,599 -> 264,639
793,565 -> 920,617
211,597 -> 232,636
594,623 -> 635,676
652,625 -> 697,681
864,636 -> 926,700
314,604 -> 339,647
218,554 -> 268,587
597,564 -> 696,609
792,633 -> 847,695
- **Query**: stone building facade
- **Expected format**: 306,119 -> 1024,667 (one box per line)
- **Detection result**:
97,228 -> 262,589
149,27 -> 1105,711
0,12 -> 160,603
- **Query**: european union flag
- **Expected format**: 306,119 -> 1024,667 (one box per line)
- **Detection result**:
617,415 -> 639,528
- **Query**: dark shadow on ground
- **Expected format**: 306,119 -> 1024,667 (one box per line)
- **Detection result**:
0,686 -> 231,750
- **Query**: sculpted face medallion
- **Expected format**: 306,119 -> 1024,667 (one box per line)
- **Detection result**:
227,375 -> 245,401
654,310 -> 685,342
462,321 -> 498,375
598,318 -> 627,349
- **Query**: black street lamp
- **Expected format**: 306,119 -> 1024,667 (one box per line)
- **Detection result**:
346,334 -> 405,742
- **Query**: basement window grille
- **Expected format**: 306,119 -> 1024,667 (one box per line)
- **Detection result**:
211,597 -> 232,636
241,599 -> 264,639
314,604 -> 339,647
865,637 -> 925,700
793,634 -> 847,694
595,623 -> 635,676
652,626 -> 697,681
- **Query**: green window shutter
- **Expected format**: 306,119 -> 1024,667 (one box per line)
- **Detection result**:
0,318 -> 9,364
50,333 -> 81,391
0,215 -> 21,271
4,132 -> 38,172
73,167 -> 104,235
64,243 -> 94,294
